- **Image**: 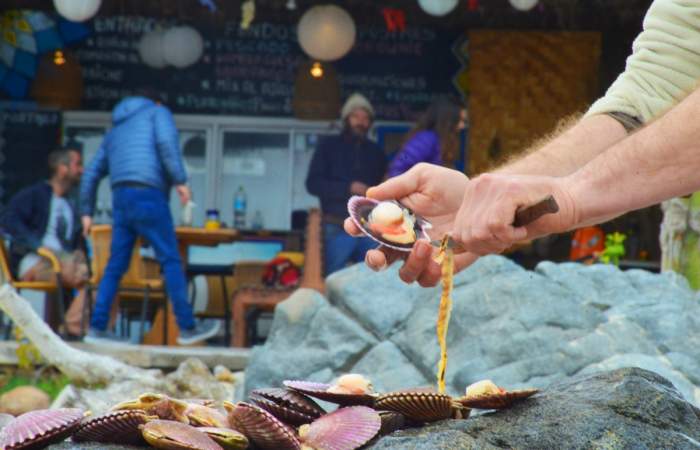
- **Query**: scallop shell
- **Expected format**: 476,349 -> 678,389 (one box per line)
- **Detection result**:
228,402 -> 301,450
347,196 -> 431,252
141,419 -> 223,450
283,380 -> 376,407
197,426 -> 250,450
72,409 -> 148,445
300,406 -> 381,450
0,413 -> 14,430
185,403 -> 230,428
374,391 -> 454,423
0,408 -> 83,450
250,388 -> 325,426
458,388 -> 539,410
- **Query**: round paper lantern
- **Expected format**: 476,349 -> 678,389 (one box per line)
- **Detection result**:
163,26 -> 204,68
297,5 -> 356,62
417,0 -> 458,17
138,30 -> 167,69
53,0 -> 101,22
509,0 -> 539,11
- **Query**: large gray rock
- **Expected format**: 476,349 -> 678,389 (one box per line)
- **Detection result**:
245,256 -> 700,404
368,368 -> 700,450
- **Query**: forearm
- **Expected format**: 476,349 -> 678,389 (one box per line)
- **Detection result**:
496,114 -> 628,176
568,87 -> 700,226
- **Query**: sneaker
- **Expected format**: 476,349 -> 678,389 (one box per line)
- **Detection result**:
177,319 -> 221,345
83,327 -> 130,346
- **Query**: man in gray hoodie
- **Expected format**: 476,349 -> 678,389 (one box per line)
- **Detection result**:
80,95 -> 218,345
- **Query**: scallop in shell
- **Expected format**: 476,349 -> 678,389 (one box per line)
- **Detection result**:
458,388 -> 539,410
72,409 -> 149,445
374,391 -> 458,423
141,419 -> 223,450
347,196 -> 431,251
226,402 -> 301,450
299,406 -> 381,450
283,380 -> 376,407
0,408 -> 84,450
249,387 -> 325,426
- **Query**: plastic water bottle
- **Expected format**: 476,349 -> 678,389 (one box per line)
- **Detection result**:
233,186 -> 247,229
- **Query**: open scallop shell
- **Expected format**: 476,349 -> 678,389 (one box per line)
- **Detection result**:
250,388 -> 325,426
228,402 -> 301,450
0,408 -> 84,450
458,388 -> 539,410
300,406 -> 381,450
347,196 -> 431,252
283,380 -> 376,407
197,427 -> 250,450
141,419 -> 223,450
0,413 -> 14,430
374,391 -> 455,423
72,409 -> 149,445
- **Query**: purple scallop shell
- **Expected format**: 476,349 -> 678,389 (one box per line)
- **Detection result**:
283,380 -> 376,407
0,413 -> 14,430
142,420 -> 223,450
197,426 -> 250,449
250,388 -> 324,426
347,196 -> 431,252
72,409 -> 148,445
374,391 -> 454,423
228,402 -> 301,450
0,408 -> 83,450
301,406 -> 381,450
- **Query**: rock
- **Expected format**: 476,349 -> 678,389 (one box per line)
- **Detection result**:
0,386 -> 50,416
244,289 -> 378,395
367,368 -> 700,450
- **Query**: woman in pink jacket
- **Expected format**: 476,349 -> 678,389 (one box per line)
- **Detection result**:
388,96 -> 467,177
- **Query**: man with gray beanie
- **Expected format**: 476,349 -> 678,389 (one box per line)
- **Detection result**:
306,93 -> 387,275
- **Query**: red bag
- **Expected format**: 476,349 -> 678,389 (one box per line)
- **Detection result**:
262,257 -> 300,288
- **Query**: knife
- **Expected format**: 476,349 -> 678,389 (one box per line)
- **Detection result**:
430,195 -> 560,249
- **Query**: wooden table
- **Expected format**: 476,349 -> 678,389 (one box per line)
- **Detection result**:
142,227 -> 239,346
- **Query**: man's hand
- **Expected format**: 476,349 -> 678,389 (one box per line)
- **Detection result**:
350,181 -> 369,196
344,163 -> 477,287
451,173 -> 579,255
175,184 -> 192,206
81,215 -> 92,238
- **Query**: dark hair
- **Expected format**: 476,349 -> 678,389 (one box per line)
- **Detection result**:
405,96 -> 466,164
47,148 -> 77,175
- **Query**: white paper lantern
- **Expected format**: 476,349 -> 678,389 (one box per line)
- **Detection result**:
53,0 -> 101,22
417,0 -> 458,17
297,5 -> 356,62
138,31 -> 167,69
163,26 -> 204,69
510,0 -> 539,11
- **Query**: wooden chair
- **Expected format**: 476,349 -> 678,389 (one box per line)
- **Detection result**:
85,224 -> 166,342
0,236 -> 67,338
230,208 -> 325,347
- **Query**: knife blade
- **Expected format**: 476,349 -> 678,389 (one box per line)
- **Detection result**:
430,195 -> 560,250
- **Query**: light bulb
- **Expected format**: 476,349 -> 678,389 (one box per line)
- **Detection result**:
310,61 -> 323,78
54,50 -> 66,65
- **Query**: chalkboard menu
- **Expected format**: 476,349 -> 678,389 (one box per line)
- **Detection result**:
73,16 -> 461,120
0,109 -> 61,209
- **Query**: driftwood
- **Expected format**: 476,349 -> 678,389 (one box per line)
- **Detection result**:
0,284 -> 161,386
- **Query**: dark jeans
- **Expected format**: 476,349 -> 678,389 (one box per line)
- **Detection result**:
323,222 -> 377,276
90,186 -> 195,331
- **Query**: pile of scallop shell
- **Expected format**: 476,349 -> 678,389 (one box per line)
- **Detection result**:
0,374 -> 537,450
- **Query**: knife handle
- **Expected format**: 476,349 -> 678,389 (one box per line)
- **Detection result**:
513,195 -> 559,227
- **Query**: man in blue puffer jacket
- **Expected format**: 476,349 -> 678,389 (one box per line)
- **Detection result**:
80,95 -> 219,345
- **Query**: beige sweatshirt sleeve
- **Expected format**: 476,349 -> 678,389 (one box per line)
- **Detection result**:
586,0 -> 700,123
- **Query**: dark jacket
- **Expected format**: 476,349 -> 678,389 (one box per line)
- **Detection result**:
1,181 -> 82,276
388,130 -> 442,177
80,96 -> 188,216
305,132 -> 387,220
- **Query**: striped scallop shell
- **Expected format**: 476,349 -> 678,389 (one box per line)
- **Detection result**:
374,391 -> 454,423
0,413 -> 14,430
0,408 -> 83,450
228,402 -> 301,450
347,196 -> 431,252
250,388 -> 324,426
283,380 -> 376,407
301,406 -> 381,450
72,409 -> 149,445
458,388 -> 539,410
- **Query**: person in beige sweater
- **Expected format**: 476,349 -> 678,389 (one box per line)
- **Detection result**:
344,0 -> 700,286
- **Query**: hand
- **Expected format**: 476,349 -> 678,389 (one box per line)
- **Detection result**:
451,173 -> 579,255
81,216 -> 92,238
175,185 -> 192,206
344,163 -> 477,287
350,181 -> 369,196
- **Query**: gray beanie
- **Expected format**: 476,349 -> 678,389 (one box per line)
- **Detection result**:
340,93 -> 375,121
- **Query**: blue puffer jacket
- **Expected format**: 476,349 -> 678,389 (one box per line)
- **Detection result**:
80,97 -> 188,216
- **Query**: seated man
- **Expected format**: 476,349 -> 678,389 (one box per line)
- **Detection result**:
1,148 -> 88,335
